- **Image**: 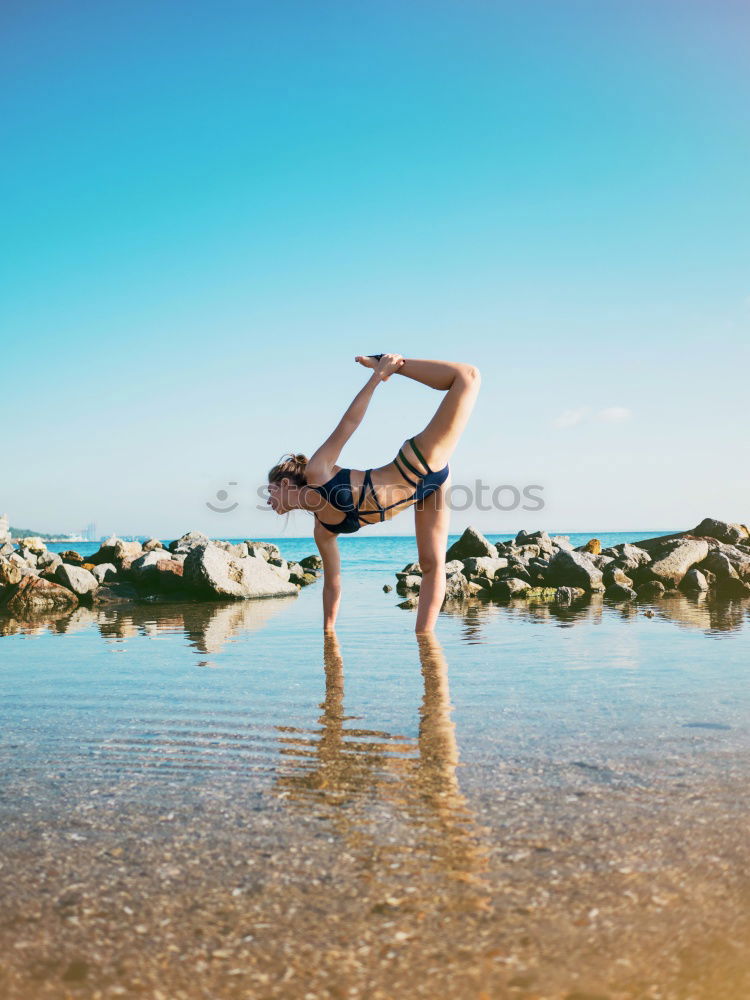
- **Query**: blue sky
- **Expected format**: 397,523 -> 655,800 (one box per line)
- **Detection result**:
2,0 -> 749,538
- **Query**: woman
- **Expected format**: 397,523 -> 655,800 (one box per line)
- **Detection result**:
267,355 -> 481,633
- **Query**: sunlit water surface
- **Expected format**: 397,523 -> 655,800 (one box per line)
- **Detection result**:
1,535 -> 749,999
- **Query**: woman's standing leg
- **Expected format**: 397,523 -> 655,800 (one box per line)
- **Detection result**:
413,474 -> 452,633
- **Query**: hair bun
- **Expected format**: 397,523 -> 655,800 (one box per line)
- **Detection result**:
294,454 -> 308,465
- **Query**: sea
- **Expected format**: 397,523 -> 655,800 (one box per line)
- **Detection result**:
1,531 -> 748,999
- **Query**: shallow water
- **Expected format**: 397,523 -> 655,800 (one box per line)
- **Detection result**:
1,535 -> 749,999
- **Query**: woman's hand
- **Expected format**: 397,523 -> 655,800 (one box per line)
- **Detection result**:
355,354 -> 404,381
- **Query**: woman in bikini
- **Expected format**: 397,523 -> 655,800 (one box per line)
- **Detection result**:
266,355 -> 481,633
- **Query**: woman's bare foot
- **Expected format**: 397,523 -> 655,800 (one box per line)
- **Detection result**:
354,355 -> 380,370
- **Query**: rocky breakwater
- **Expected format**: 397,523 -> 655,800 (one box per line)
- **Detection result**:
391,517 -> 750,609
0,529 -> 322,620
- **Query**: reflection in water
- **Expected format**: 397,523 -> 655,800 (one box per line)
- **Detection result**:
0,597 -> 298,663
437,591 -> 750,638
275,633 -> 491,908
1,592 -> 748,656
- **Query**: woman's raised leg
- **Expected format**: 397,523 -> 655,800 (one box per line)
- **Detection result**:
398,359 -> 481,472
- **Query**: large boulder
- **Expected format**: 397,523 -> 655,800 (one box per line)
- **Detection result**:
86,536 -> 121,565
183,543 -> 298,600
55,563 -> 99,596
446,527 -> 498,561
544,550 -> 604,591
244,540 -> 281,562
0,559 -> 23,587
92,563 -> 118,584
605,582 -> 638,602
699,550 -> 739,583
461,556 -> 509,580
693,518 -> 749,545
443,572 -> 471,602
645,538 -> 709,588
491,577 -> 532,601
17,536 -> 47,555
300,553 -> 323,571
680,568 -> 709,593
143,538 -> 165,552
515,530 -> 555,555
3,576 -> 78,615
113,540 -> 143,565
169,531 -> 209,556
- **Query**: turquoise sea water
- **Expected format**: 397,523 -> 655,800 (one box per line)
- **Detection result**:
1,532 -> 749,998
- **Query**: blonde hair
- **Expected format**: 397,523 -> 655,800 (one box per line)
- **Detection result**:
268,453 -> 308,487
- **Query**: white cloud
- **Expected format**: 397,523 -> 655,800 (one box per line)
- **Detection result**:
553,406 -> 591,428
597,406 -> 632,423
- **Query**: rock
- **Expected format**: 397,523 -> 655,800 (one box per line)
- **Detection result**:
17,536 -> 47,554
86,536 -> 121,565
446,527 -> 498,561
268,561 -> 291,583
550,535 -> 574,550
396,574 -> 422,595
524,587 -> 560,601
397,597 -> 419,609
55,563 -> 99,596
3,576 -> 78,615
300,554 -> 323,571
215,540 -> 249,558
491,577 -> 532,601
60,549 -> 84,565
91,582 -> 139,605
383,584 -> 393,593
700,550 -> 739,582
515,529 -> 554,554
127,551 -> 184,590
244,540 -> 281,562
183,543 -> 298,600
113,540 -> 143,565
444,559 -> 464,576
545,550 -> 604,591
463,556 -> 509,579
602,564 -> 633,588
443,572 -> 471,602
0,560 -> 23,587
717,578 -> 750,598
0,541 -> 14,557
575,538 -> 601,554
554,586 -> 586,604
620,543 -> 651,566
151,559 -> 185,591
605,582 -> 638,602
680,568 -> 709,593
92,563 -> 118,584
142,538 -> 164,552
169,531 -> 209,556
36,551 -> 61,572
693,517 -> 750,545
400,561 -> 422,576
645,538 -> 709,588
129,550 -> 174,579
636,579 -> 666,601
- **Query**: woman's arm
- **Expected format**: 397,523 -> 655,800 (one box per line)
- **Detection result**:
307,355 -> 403,479
315,519 -> 342,631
